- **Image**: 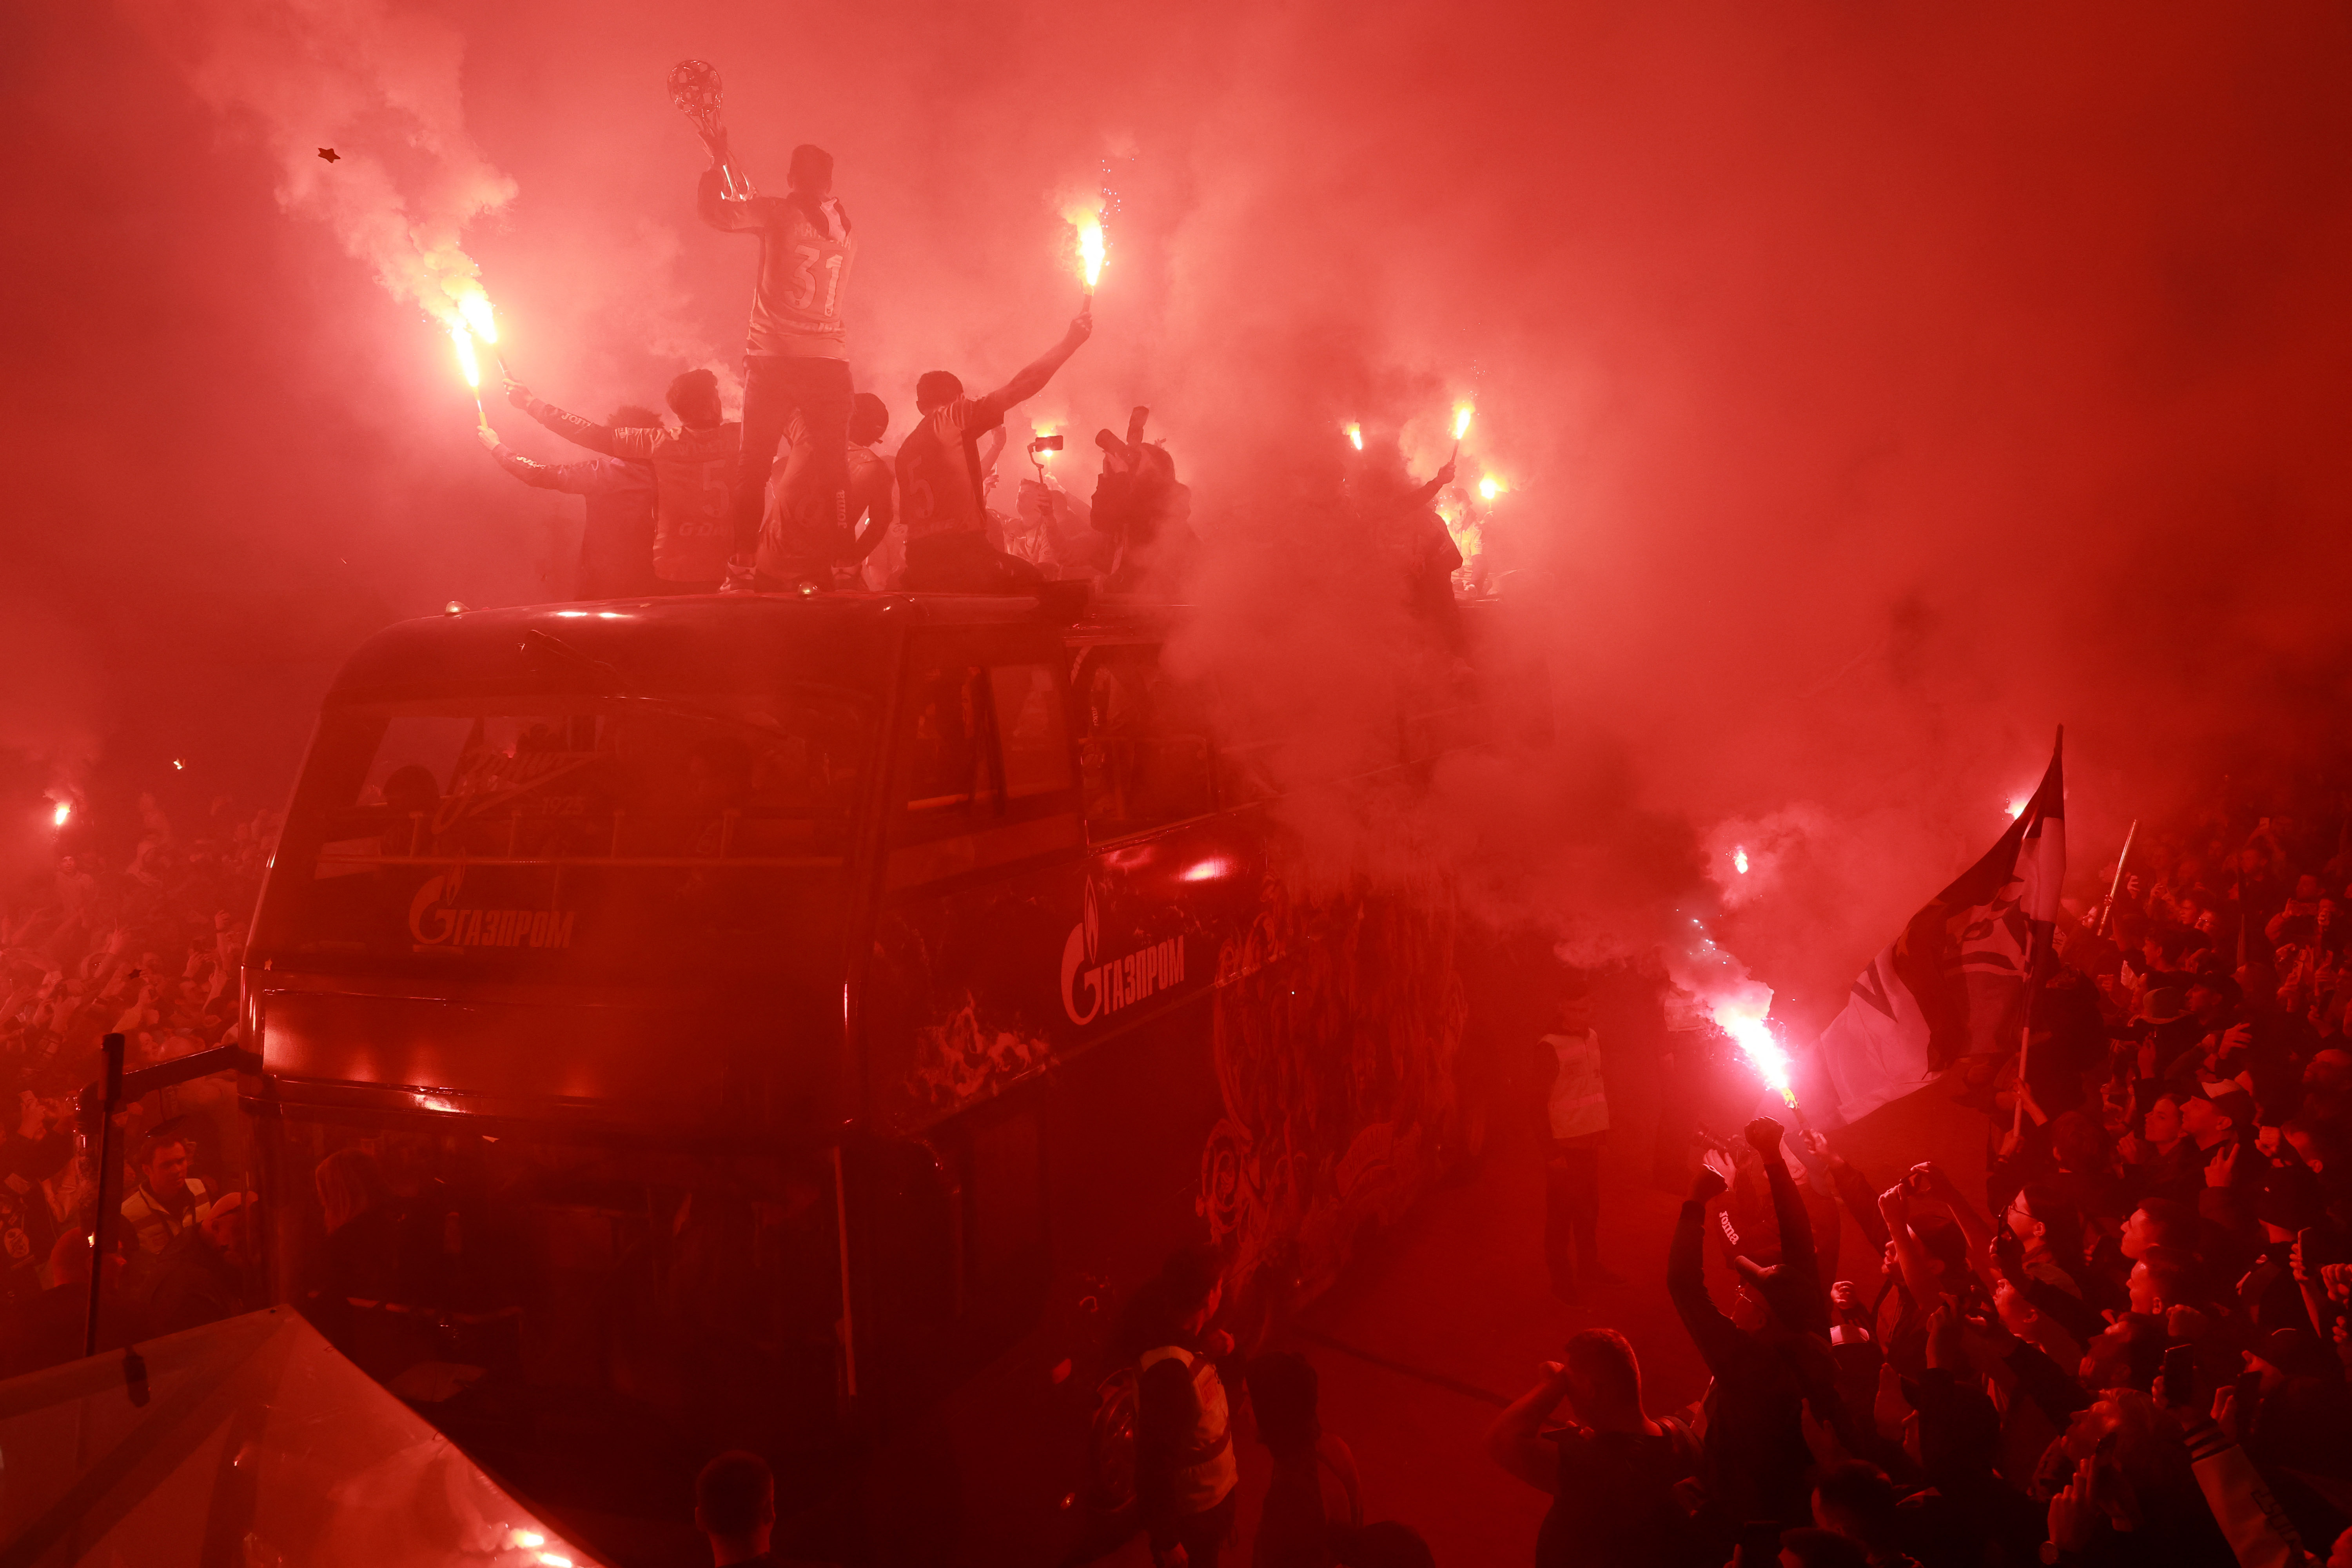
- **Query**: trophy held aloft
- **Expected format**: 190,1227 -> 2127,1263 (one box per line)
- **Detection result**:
669,59 -> 755,203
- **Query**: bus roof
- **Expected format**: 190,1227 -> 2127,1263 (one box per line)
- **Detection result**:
323,591 -> 1143,703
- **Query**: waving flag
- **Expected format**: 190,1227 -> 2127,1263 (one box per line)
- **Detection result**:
1797,730 -> 2066,1127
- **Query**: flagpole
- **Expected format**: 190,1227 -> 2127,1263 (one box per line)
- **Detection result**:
2096,819 -> 2139,937
2013,725 -> 2063,1138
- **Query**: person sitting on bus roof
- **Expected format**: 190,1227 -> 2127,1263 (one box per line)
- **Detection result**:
896,309 -> 1094,594
120,1127 -> 214,1259
758,392 -> 896,591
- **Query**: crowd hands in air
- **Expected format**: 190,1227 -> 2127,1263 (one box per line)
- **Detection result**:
0,790 -> 271,1376
476,134 -> 1474,625
1486,784 -> 2352,1567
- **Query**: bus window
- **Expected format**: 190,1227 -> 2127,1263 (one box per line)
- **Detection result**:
1072,646 -> 1214,840
254,688 -> 868,982
887,658 -> 1080,886
899,663 -> 1071,819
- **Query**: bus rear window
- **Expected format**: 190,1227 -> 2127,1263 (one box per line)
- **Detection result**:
256,691 -> 870,979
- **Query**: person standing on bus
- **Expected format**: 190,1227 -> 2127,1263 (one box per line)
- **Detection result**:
505,371 -> 739,593
897,310 -> 1094,593
476,408 -> 660,599
699,141 -> 857,593
1536,982 -> 1617,1301
758,392 -> 895,589
1129,1243 -> 1240,1567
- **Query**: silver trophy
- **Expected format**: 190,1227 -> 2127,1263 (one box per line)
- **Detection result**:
668,59 -> 755,203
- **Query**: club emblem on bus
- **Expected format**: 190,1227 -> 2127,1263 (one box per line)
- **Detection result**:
1061,878 -> 1186,1026
409,867 -> 577,951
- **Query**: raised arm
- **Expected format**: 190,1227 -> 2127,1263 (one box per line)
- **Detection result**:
1815,1136 -> 1893,1253
1485,1365 -> 1574,1492
1911,1161 -> 1994,1258
695,151 -> 778,234
505,379 -> 619,457
984,312 -> 1094,414
1670,1165 -> 1745,1374
1878,1184 -> 1945,1307
1406,457 -> 1459,510
1749,1117 -> 1827,1336
479,426 -> 638,494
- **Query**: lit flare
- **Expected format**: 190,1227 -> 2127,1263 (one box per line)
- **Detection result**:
1345,422 -> 1364,451
1732,846 -> 1749,875
457,294 -> 497,344
1477,475 -> 1503,501
1078,218 -> 1106,291
450,326 -> 481,389
51,800 -> 71,829
1715,1001 -> 1796,1108
1452,404 -> 1473,441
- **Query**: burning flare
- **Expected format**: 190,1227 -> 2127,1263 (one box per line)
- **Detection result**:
1078,219 -> 1106,290
1477,475 -> 1503,501
1732,846 -> 1749,875
1714,998 -> 1797,1108
1345,422 -> 1364,451
51,800 -> 71,829
450,325 -> 481,389
1452,404 -> 1474,441
457,293 -> 497,343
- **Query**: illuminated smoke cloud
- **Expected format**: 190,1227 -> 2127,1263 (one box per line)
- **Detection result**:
129,0 -> 515,332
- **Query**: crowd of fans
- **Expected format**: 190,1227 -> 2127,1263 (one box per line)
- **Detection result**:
19,768 -> 2352,1568
0,790 -> 272,1374
1476,788 -> 2352,1568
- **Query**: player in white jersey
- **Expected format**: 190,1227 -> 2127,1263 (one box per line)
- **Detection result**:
699,140 -> 857,591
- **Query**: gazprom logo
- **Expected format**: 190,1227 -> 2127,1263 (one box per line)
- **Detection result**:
1060,878 -> 1184,1026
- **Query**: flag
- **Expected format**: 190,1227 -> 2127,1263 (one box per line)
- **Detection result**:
1797,730 -> 2066,1127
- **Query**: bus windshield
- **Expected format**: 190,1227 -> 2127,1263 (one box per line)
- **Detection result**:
255,687 -> 872,984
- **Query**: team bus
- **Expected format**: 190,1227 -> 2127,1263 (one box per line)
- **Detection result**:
240,588 -> 1537,1564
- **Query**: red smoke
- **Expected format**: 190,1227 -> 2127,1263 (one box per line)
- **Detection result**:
6,3 -> 2351,1004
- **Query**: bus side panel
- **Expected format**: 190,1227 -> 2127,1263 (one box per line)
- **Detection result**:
912,993 -> 1225,1565
860,821 -> 1261,1141
1202,840 -> 1470,1323
856,816 -> 1470,1559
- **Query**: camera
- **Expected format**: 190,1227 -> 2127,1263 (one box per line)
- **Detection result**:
1029,434 -> 1064,453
